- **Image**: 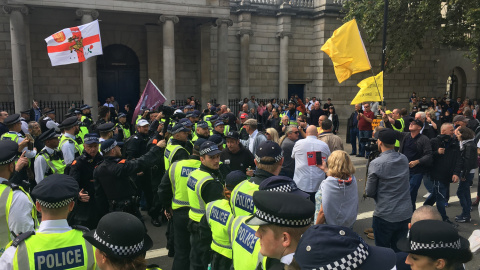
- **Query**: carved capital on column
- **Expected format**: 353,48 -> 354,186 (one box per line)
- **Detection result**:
240,0 -> 251,5
2,5 -> 28,15
237,29 -> 253,37
276,32 -> 292,38
215,18 -> 233,28
75,9 -> 99,19
159,15 -> 179,24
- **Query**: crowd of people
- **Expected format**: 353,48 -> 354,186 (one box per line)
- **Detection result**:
0,92 -> 477,270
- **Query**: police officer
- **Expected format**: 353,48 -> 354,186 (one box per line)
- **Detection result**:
192,120 -> 210,142
199,170 -> 247,270
176,118 -> 194,154
34,129 -> 66,183
79,104 -> 94,129
1,114 -> 37,159
116,113 -> 131,140
187,110 -> 200,128
158,138 -> 206,270
58,116 -> 82,165
164,124 -> 190,170
39,108 -> 59,133
0,140 -> 37,257
97,122 -> 117,142
94,138 -> 166,219
83,212 -> 154,270
209,134 -> 225,151
187,141 -> 225,270
212,120 -> 226,142
69,134 -> 104,229
230,141 -> 284,217
0,174 -> 96,269
246,191 -> 314,270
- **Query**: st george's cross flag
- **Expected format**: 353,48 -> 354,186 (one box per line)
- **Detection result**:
45,20 -> 102,66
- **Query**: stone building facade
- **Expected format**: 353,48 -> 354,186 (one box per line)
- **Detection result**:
0,0 -> 478,119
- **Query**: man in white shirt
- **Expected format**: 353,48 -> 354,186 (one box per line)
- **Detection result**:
241,119 -> 267,156
292,125 -> 331,202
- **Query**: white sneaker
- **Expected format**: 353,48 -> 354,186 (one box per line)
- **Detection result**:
423,192 -> 431,198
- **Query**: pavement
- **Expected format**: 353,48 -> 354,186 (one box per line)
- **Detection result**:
143,121 -> 480,269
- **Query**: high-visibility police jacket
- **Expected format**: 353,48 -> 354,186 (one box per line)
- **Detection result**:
35,148 -> 66,178
223,125 -> 230,136
164,143 -> 187,170
392,118 -> 405,147
0,132 -> 20,143
78,123 -> 89,142
116,123 -> 131,140
285,110 -> 302,126
203,115 -> 213,128
230,216 -> 263,270
11,228 -> 96,270
205,199 -> 235,259
169,159 -> 201,210
0,182 -> 37,256
187,169 -> 216,222
58,134 -> 83,156
230,180 -> 259,217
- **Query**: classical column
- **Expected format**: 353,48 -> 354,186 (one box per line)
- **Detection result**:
76,9 -> 99,121
159,15 -> 179,101
3,5 -> 29,113
200,23 -> 212,106
238,29 -> 253,100
277,32 -> 291,100
145,24 -> 160,85
216,18 -> 233,105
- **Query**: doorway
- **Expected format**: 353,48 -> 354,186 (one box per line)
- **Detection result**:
288,84 -> 305,101
97,44 -> 140,109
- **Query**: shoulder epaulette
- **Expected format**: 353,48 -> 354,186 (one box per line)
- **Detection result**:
152,139 -> 158,144
11,231 -> 35,247
117,159 -> 126,164
71,225 -> 90,233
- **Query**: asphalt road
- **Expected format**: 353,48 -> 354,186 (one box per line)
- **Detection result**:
142,157 -> 480,269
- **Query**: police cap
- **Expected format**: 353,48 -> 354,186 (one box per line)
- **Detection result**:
295,225 -> 396,270
208,134 -> 223,146
194,138 -> 207,151
58,116 -> 79,129
97,123 -> 115,132
254,141 -> 283,165
171,123 -> 190,134
178,118 -> 193,127
3,114 -> 21,126
199,141 -> 221,156
32,174 -> 79,209
259,175 -> 309,199
20,110 -> 30,115
43,108 -> 55,115
214,120 -> 224,127
84,133 -> 100,145
246,190 -> 314,227
186,111 -> 200,118
118,113 -> 126,118
0,140 -> 18,165
37,129 -> 60,142
209,115 -> 219,122
196,121 -> 209,129
101,139 -> 122,153
84,212 -> 153,259
80,104 -> 92,111
225,170 -> 247,191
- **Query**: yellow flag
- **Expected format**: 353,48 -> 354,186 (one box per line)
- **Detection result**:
321,19 -> 371,83
350,71 -> 383,105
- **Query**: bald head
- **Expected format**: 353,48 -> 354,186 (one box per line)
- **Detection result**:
306,125 -> 318,136
411,205 -> 442,224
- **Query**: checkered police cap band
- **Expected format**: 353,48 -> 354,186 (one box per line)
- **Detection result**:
84,136 -> 98,142
94,231 -> 144,257
315,243 -> 369,270
410,239 -> 461,251
37,197 -> 75,209
264,183 -> 296,193
0,155 -> 16,165
200,145 -> 219,156
254,151 -> 283,164
255,208 -> 312,227
103,140 -> 117,153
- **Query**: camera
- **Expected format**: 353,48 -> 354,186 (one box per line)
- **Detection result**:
358,109 -> 364,114
360,137 -> 378,153
157,104 -> 176,117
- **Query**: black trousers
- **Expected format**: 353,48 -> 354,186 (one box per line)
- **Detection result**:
211,252 -> 232,270
172,208 -> 191,270
188,220 -> 210,270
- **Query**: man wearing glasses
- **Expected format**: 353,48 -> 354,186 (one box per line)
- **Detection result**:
357,103 -> 374,158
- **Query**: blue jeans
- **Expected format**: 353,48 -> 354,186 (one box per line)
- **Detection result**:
409,173 -> 424,210
358,130 -> 373,157
349,127 -> 359,154
423,174 -> 433,193
424,180 -> 449,221
372,216 -> 410,252
457,172 -> 474,218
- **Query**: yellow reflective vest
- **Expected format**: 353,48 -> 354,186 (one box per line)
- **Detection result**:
11,229 -> 96,270
35,149 -> 66,177
187,169 -> 215,222
230,180 -> 259,217
230,216 -> 263,270
0,132 -> 20,143
205,199 -> 235,259
164,144 -> 186,170
169,158 -> 201,210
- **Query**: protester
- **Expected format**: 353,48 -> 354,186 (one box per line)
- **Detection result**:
357,102 -> 374,158
346,103 -> 361,155
241,119 -> 267,156
265,127 -> 279,144
279,125 -> 299,178
327,106 -> 339,134
318,119 -> 343,153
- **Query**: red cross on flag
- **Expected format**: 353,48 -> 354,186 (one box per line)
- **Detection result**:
45,20 -> 103,66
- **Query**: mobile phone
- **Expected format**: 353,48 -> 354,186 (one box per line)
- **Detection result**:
315,151 -> 323,165
26,134 -> 34,151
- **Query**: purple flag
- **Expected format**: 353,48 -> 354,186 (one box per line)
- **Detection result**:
132,79 -> 166,124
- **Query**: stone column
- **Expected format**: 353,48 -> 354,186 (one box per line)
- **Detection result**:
76,9 -> 99,121
3,5 -> 29,113
159,15 -> 179,101
237,10 -> 253,100
145,24 -> 161,85
277,13 -> 292,99
200,23 -> 212,106
216,18 -> 233,105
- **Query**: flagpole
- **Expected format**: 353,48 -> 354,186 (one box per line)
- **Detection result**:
370,69 -> 384,106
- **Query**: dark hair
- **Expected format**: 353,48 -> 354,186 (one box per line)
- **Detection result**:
328,106 -> 336,114
428,250 -> 473,268
322,119 -> 333,130
463,108 -> 473,117
98,106 -> 110,118
457,126 -> 475,141
299,115 -> 307,122
400,108 -> 408,116
103,251 -> 147,270
125,104 -> 130,109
